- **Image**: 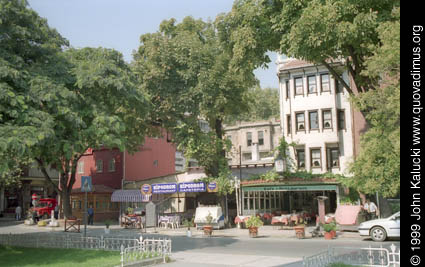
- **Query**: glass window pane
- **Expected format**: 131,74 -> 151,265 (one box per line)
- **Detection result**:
321,74 -> 330,92
308,76 -> 316,93
309,111 -> 318,129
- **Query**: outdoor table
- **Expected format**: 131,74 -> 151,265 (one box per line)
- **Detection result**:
234,215 -> 250,224
271,215 -> 290,225
262,213 -> 273,220
64,218 -> 80,233
122,215 -> 142,229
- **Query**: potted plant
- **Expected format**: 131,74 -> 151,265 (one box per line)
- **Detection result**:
245,215 -> 264,238
203,212 -> 214,237
323,222 -> 336,240
104,220 -> 111,234
293,218 -> 307,239
183,218 -> 193,237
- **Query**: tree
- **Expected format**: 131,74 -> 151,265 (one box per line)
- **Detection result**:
1,0 -> 69,183
225,86 -> 280,125
1,1 -> 150,217
133,17 -> 256,178
33,47 -> 150,217
216,0 -> 399,95
346,7 -> 400,197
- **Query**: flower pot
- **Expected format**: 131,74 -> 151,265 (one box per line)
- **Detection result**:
324,231 -> 333,240
203,225 -> 213,237
248,226 -> 258,238
330,230 -> 336,239
294,226 -> 305,239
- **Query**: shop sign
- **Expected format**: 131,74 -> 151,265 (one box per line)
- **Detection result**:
81,176 -> 92,192
207,182 -> 218,193
141,184 -> 152,195
242,184 -> 338,192
152,183 -> 177,194
178,182 -> 206,193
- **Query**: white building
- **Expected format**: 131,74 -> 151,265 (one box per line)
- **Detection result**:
277,57 -> 361,175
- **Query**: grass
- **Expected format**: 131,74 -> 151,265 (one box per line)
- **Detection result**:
0,245 -> 120,267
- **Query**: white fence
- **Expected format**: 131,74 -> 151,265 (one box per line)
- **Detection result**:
120,238 -> 172,267
0,233 -> 172,266
303,244 -> 400,267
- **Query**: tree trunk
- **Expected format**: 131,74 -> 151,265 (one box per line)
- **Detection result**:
61,188 -> 72,219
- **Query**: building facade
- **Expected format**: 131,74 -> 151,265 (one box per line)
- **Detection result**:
277,57 -> 359,175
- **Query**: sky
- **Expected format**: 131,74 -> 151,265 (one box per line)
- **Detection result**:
27,0 -> 278,89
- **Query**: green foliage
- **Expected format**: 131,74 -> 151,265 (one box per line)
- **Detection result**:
219,0 -> 399,94
133,16 -> 257,178
225,86 -> 279,125
0,1 -> 150,216
205,212 -> 213,225
323,222 -> 336,232
196,168 -> 235,196
348,8 -> 400,198
245,216 -> 264,228
182,218 -> 194,230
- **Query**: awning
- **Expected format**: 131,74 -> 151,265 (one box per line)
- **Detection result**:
111,190 -> 151,202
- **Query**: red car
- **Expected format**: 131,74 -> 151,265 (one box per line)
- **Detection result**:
34,198 -> 57,219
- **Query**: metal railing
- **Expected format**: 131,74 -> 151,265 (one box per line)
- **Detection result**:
120,238 -> 172,267
303,244 -> 400,267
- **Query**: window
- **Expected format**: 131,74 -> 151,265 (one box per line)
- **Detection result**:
329,148 -> 340,168
287,115 -> 292,135
296,149 -> 305,168
322,110 -> 332,129
96,160 -> 103,173
338,110 -> 346,130
321,74 -> 330,92
285,80 -> 290,99
258,131 -> 264,146
259,152 -> 269,159
309,111 -> 319,130
307,75 -> 317,94
247,132 -> 252,146
311,149 -> 322,168
296,112 -> 305,131
108,159 -> 116,172
295,77 -> 303,95
243,153 -> 252,161
153,160 -> 158,167
77,161 -> 84,174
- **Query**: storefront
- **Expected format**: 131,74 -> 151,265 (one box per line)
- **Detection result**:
240,180 -> 340,217
70,185 -> 119,222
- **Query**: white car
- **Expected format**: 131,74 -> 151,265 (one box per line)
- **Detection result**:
358,211 -> 400,241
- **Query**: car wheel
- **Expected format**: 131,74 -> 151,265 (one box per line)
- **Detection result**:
370,226 -> 387,242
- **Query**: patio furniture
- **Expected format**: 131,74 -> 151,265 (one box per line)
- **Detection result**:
122,215 -> 142,229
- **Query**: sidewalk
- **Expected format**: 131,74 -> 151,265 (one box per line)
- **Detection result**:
0,219 -> 361,240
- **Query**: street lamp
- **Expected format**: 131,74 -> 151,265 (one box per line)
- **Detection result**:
234,176 -> 241,216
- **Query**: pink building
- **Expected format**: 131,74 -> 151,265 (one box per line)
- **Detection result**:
71,134 -> 176,222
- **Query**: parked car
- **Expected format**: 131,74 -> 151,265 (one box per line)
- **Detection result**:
33,198 -> 57,219
358,211 -> 400,241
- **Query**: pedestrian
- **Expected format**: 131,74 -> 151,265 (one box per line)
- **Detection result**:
363,199 -> 378,220
54,204 -> 59,220
15,205 -> 22,221
87,206 -> 94,225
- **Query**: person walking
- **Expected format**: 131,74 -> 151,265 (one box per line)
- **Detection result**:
54,204 -> 59,219
363,199 -> 378,220
87,206 -> 94,225
15,205 -> 22,221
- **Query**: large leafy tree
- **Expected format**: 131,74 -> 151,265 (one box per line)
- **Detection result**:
216,0 -> 399,95
1,0 -> 68,182
1,1 -> 150,217
347,8 -> 400,197
133,17 -> 257,179
225,86 -> 280,125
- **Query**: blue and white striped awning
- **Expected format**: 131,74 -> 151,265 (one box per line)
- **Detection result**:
111,190 -> 151,202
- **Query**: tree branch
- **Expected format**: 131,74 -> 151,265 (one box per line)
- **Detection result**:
320,60 -> 355,96
35,158 -> 61,194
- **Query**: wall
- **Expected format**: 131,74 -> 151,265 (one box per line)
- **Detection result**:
124,136 -> 176,182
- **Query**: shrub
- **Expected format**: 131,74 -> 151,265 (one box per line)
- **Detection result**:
245,216 -> 264,228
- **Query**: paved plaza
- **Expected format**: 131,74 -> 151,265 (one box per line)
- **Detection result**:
1,217 -> 394,267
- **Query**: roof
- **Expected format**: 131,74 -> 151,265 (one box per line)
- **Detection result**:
279,59 -> 314,71
71,184 -> 116,194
